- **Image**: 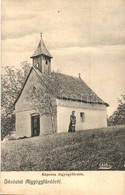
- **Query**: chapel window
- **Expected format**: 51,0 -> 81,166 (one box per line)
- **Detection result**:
80,112 -> 85,122
32,86 -> 36,94
36,63 -> 39,68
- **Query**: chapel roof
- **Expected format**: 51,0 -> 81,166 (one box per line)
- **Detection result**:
14,67 -> 109,106
34,68 -> 109,106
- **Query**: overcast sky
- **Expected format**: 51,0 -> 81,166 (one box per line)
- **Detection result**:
2,0 -> 125,116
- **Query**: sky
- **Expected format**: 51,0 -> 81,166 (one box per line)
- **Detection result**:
2,0 -> 125,116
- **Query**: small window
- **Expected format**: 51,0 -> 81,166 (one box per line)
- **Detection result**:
32,86 -> 36,94
36,63 -> 39,68
45,60 -> 48,65
80,112 -> 85,122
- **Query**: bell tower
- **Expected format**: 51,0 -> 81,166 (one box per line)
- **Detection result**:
31,33 -> 53,74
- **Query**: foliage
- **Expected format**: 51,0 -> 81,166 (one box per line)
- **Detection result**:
1,61 -> 31,139
29,73 -> 61,133
108,94 -> 125,126
1,125 -> 125,171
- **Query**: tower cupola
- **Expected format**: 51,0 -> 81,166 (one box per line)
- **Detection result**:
31,33 -> 53,74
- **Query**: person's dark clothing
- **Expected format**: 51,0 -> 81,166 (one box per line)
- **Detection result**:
68,114 -> 76,132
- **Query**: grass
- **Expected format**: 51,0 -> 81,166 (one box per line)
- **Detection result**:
1,125 -> 125,171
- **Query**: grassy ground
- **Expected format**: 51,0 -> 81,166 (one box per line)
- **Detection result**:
1,125 -> 125,171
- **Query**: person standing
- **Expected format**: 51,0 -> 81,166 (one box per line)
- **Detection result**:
68,111 -> 76,132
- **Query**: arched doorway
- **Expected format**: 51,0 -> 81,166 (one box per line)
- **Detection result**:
31,113 -> 40,137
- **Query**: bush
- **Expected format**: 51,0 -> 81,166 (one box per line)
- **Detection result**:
108,95 -> 125,126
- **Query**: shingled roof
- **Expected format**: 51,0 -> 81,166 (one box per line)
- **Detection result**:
34,68 -> 109,106
31,37 -> 52,58
14,67 -> 109,106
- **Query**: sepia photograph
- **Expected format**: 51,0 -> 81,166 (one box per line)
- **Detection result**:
1,0 -> 125,193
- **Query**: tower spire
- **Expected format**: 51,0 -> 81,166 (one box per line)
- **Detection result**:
31,33 -> 52,74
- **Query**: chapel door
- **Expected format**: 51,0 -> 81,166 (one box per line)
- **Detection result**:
31,115 -> 40,137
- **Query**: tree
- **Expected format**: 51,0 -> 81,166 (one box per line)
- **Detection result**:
1,61 -> 31,139
108,94 -> 125,126
28,72 -> 61,133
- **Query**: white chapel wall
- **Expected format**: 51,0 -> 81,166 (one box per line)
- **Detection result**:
56,99 -> 107,133
16,109 -> 36,138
